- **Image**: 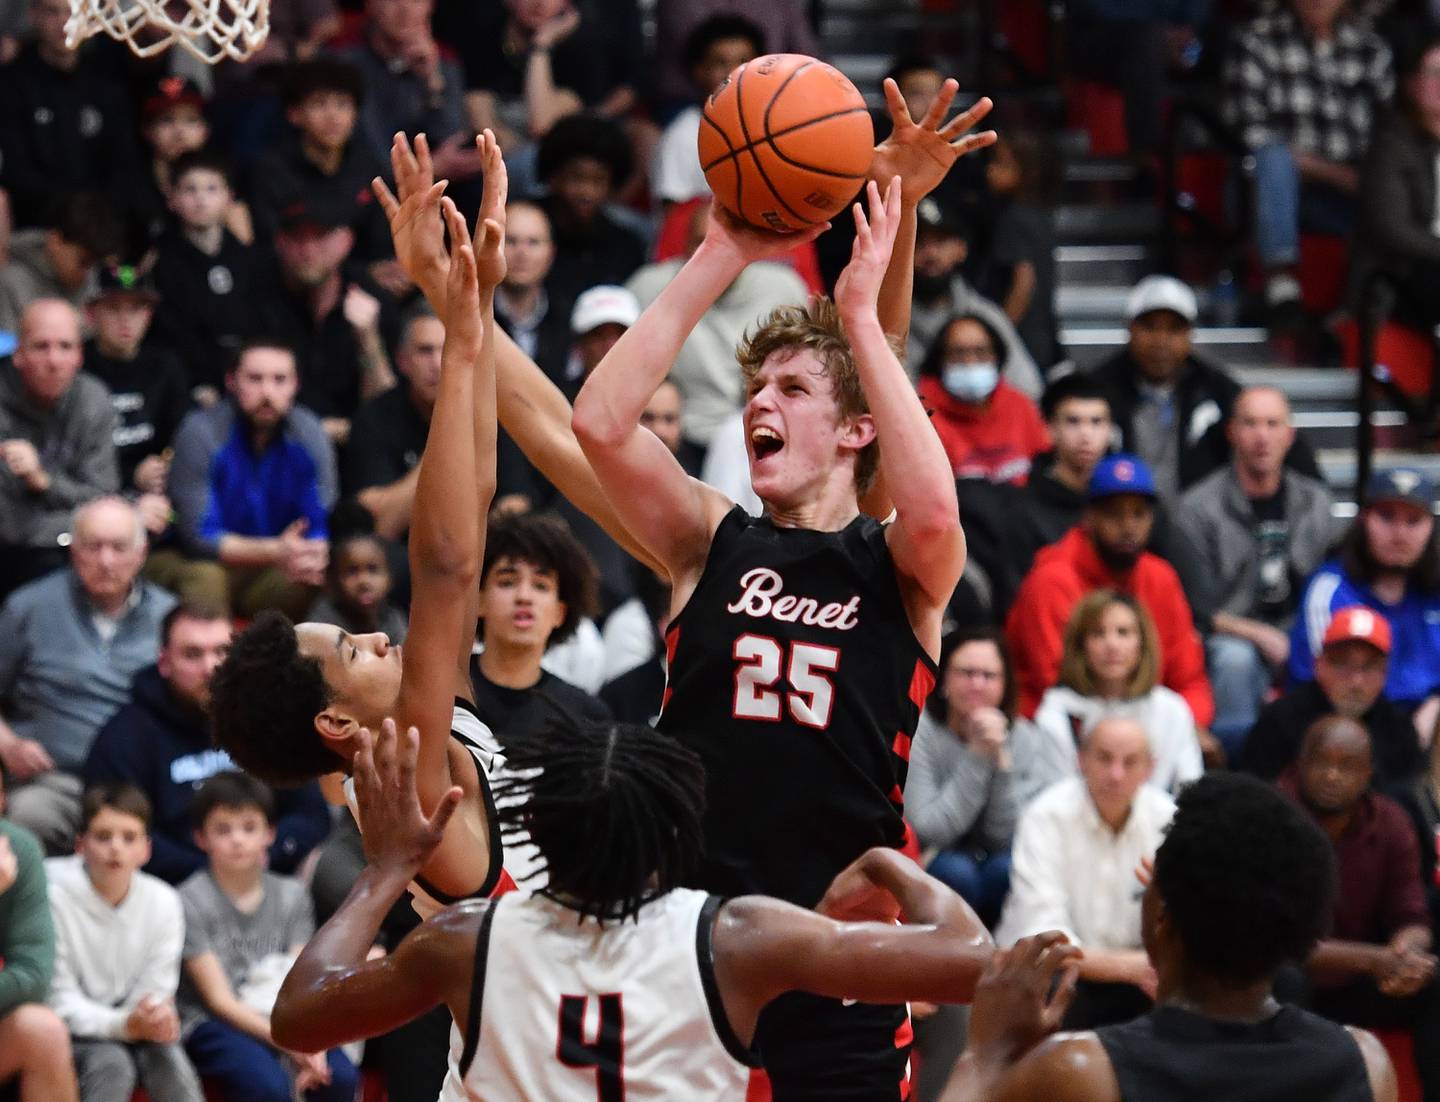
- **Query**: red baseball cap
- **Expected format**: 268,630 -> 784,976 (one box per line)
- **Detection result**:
1322,606 -> 1392,655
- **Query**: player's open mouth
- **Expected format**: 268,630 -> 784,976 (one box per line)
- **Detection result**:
751,425 -> 784,460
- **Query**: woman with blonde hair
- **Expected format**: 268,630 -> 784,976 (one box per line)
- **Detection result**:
1014,590 -> 1203,804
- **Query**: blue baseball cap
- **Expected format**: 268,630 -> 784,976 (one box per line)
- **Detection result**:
1364,467 -> 1435,511
1088,454 -> 1158,502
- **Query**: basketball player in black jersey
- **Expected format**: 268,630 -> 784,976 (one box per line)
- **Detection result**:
210,137 -> 515,907
273,713 -> 997,1101
572,95 -> 994,1095
946,772 -> 1398,1102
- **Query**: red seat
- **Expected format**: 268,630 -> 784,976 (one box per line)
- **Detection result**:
1297,233 -> 1349,315
1337,317 -> 1435,399
1065,80 -> 1129,157
1375,1028 -> 1423,1102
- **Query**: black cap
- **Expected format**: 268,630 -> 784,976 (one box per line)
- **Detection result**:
915,196 -> 970,240
93,263 -> 160,303
277,197 -> 352,234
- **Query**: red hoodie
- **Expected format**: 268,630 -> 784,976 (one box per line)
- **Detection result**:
1005,525 -> 1215,727
917,376 -> 1050,485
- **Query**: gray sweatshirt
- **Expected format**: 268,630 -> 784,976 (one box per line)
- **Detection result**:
904,710 -> 1018,855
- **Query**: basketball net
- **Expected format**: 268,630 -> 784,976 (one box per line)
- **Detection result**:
64,0 -> 271,64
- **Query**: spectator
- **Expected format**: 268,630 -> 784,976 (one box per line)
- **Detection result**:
904,627 -> 1019,926
627,200 -> 807,448
641,377 -> 703,474
250,60 -> 392,275
915,312 -> 1050,484
1291,467 -> 1440,716
307,530 -> 407,644
1178,386 -> 1336,759
162,340 -> 334,620
0,496 -> 175,854
1246,605 -> 1424,787
1223,0 -> 1393,327
82,264 -> 190,495
495,199 -> 571,392
652,0 -> 818,106
0,0 -> 136,230
1064,0 -> 1210,157
1280,716 -> 1440,1096
470,512 -> 609,743
45,784 -> 203,1102
82,604 -> 331,885
981,130 -> 1062,371
1022,591 -> 1203,805
178,773 -> 359,1102
1006,454 -> 1214,727
333,0 -> 478,184
0,757 -> 76,1101
651,15 -> 764,207
0,192 -> 122,335
0,298 -> 118,598
538,113 -> 647,306
908,196 -> 1041,395
996,716 -> 1174,1028
1354,30 -> 1440,332
266,198 -> 396,442
566,283 -> 639,387
450,0 -> 615,177
600,562 -> 671,723
149,151 -> 275,403
112,76 -> 249,261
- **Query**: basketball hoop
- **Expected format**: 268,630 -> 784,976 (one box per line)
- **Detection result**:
65,0 -> 271,64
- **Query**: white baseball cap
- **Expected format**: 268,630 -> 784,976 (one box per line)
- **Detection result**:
571,285 -> 641,336
1125,275 -> 1198,324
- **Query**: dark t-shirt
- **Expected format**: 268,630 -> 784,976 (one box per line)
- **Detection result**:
1248,484 -> 1296,623
83,341 -> 192,485
343,384 -> 428,496
987,201 -> 1059,369
468,664 -> 611,747
601,657 -> 666,726
442,9 -> 611,106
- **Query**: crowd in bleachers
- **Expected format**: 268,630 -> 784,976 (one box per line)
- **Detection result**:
3,0 -> 1440,1098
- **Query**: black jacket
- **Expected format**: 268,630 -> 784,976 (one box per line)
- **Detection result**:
1088,350 -> 1319,492
82,665 -> 331,884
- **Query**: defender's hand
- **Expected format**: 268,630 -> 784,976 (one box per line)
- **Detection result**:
352,719 -> 463,880
871,79 -> 996,207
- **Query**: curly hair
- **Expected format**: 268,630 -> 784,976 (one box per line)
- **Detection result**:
208,611 -> 339,787
1154,772 -> 1336,984
492,703 -> 706,925
481,513 -> 599,646
737,296 -> 882,494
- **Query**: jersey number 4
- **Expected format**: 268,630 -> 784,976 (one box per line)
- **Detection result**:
558,993 -> 624,1101
732,634 -> 840,729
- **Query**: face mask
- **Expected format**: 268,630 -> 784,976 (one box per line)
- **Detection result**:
942,362 -> 999,403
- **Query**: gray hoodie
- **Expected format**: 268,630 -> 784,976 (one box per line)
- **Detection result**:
0,230 -> 97,336
0,361 -> 118,548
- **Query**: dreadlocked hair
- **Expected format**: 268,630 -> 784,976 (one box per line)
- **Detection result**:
491,701 -> 706,925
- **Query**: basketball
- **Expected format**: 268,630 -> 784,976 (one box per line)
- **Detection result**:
698,54 -> 875,234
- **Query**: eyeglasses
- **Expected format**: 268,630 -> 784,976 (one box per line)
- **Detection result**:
951,667 -> 1002,682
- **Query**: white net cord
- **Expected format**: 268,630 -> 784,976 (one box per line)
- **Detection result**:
65,0 -> 271,64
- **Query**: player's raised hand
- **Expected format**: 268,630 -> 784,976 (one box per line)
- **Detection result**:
700,200 -> 827,270
871,78 -> 996,207
373,132 -> 450,300
473,129 -> 508,292
352,718 -> 463,880
834,177 -> 903,318
440,197 -> 483,355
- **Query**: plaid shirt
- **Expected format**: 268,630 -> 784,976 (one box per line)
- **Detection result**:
1223,7 -> 1393,164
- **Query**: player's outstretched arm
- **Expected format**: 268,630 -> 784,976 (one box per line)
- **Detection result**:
374,132 -> 663,575
398,198 -> 484,798
870,78 -> 996,352
711,848 -> 994,1045
274,722 -> 474,1053
572,205 -> 821,576
834,179 -> 965,652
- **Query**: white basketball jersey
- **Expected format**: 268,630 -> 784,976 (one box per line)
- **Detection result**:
440,889 -> 758,1101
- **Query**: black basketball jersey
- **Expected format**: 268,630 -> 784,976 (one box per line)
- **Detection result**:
1096,1005 -> 1373,1102
657,507 -> 937,908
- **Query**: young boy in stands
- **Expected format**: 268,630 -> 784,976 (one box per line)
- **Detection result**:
46,783 -> 203,1102
469,512 -> 610,741
178,773 -> 358,1102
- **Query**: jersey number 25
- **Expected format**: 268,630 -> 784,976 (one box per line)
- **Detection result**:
732,634 -> 840,729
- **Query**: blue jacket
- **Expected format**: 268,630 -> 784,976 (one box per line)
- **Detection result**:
82,665 -> 331,884
1289,559 -> 1440,707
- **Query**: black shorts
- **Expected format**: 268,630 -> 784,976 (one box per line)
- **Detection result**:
755,991 -> 911,1101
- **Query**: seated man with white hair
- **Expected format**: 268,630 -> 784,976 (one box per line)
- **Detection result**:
0,496 -> 175,853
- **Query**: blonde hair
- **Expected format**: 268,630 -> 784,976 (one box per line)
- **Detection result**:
736,296 -> 880,494
1058,590 -> 1160,699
